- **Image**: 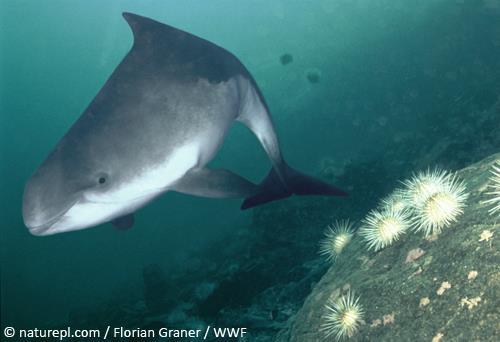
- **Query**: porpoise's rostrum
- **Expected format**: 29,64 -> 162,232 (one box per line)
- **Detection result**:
22,13 -> 346,236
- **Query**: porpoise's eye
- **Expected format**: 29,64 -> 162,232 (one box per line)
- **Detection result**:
96,173 -> 109,187
95,173 -> 109,188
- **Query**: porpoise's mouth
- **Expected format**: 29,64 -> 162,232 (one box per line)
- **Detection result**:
27,213 -> 68,236
24,200 -> 78,236
29,223 -> 56,236
25,188 -> 164,236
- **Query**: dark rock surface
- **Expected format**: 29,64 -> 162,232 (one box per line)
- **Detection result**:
276,153 -> 499,342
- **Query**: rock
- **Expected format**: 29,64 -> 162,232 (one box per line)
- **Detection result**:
276,153 -> 500,341
143,264 -> 172,314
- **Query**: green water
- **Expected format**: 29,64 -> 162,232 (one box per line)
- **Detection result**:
1,0 -> 499,333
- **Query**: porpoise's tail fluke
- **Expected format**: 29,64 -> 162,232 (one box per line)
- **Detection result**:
241,164 -> 347,210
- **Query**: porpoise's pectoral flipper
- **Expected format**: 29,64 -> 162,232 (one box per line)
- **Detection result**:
236,77 -> 347,210
173,168 -> 259,199
112,213 -> 135,230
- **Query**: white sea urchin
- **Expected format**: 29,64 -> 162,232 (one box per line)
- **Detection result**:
402,168 -> 451,208
321,291 -> 364,340
406,169 -> 468,236
483,160 -> 500,216
359,207 -> 411,251
379,188 -> 409,213
319,220 -> 354,262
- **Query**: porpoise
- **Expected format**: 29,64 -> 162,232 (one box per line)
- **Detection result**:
22,13 -> 346,236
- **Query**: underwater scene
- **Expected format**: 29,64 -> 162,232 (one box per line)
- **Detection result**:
1,0 -> 499,341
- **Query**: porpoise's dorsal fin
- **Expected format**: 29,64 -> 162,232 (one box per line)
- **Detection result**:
122,12 -> 185,46
122,12 -> 145,40
121,12 -> 245,83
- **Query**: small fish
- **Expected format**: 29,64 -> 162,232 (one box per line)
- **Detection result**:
279,53 -> 293,65
306,69 -> 321,83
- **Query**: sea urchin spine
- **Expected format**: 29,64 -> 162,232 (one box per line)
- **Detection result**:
483,160 -> 500,216
319,220 -> 354,262
359,207 -> 411,251
379,188 -> 410,213
321,291 -> 364,340
409,171 -> 468,236
402,168 -> 451,208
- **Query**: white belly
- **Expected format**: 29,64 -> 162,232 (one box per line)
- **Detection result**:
94,142 -> 202,203
48,143 -> 202,234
